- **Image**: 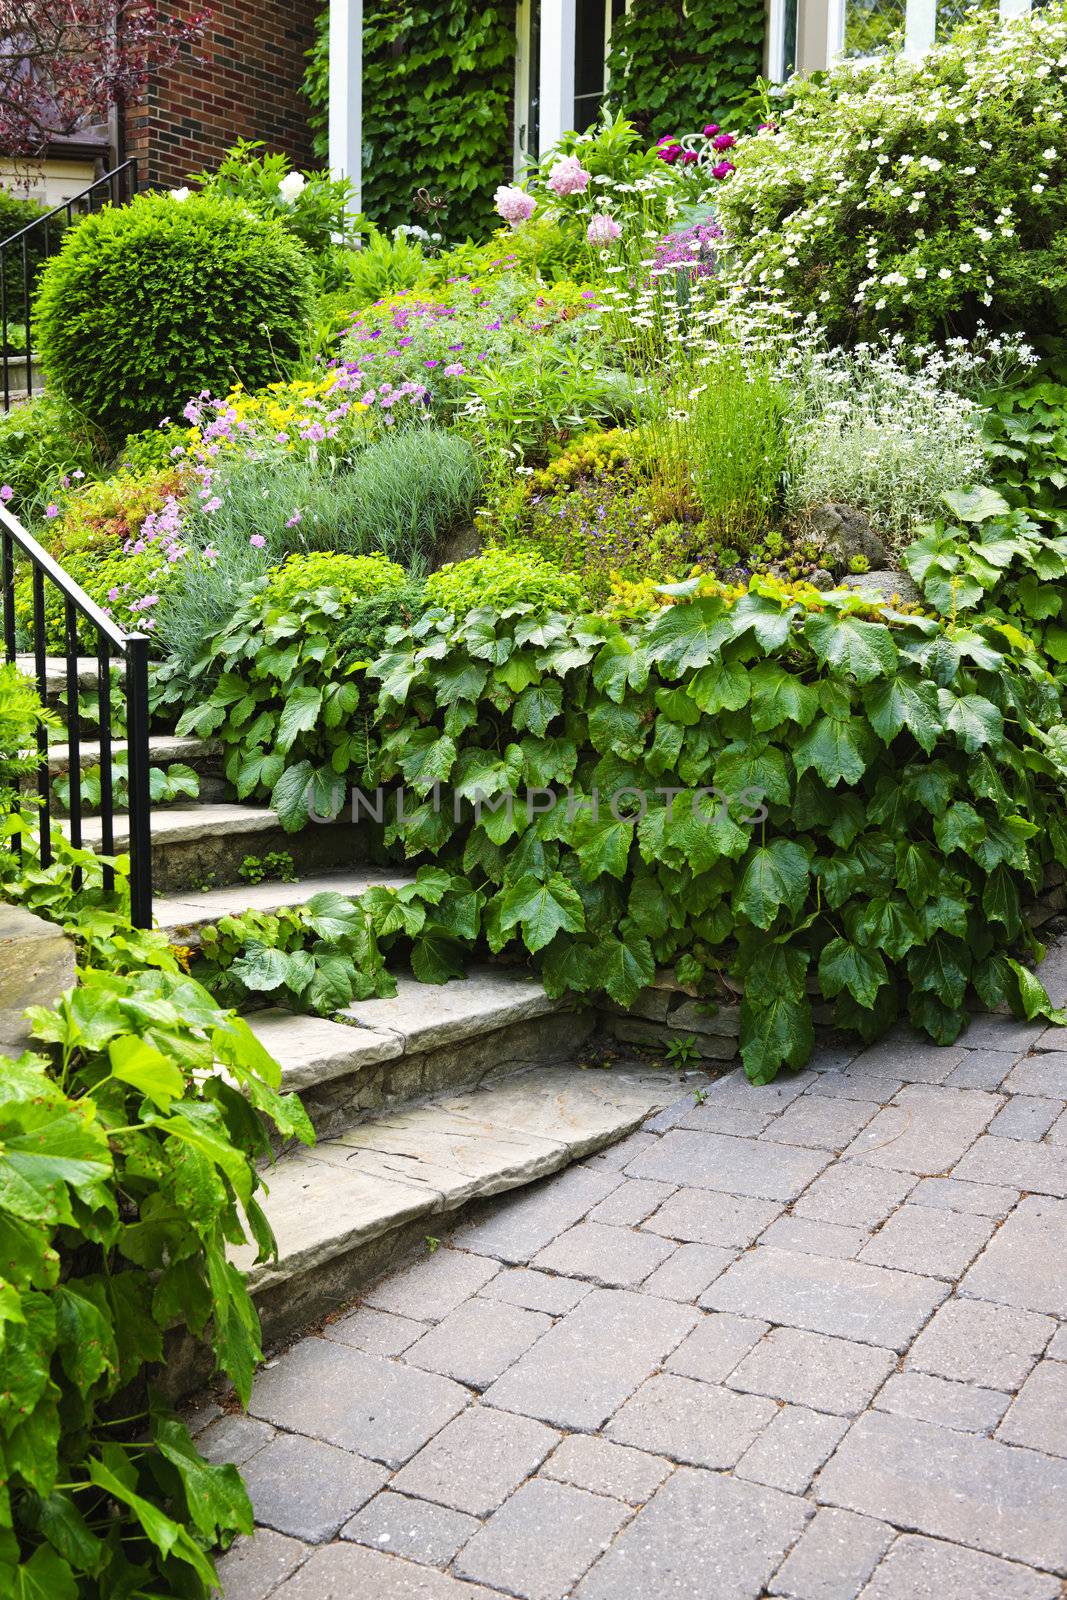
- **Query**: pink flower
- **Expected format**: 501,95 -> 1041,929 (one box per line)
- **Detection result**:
250,534 -> 266,548
494,184 -> 536,226
442,363 -> 465,378
703,124 -> 720,137
203,546 -> 219,562
681,151 -> 698,165
0,485 -> 12,502
656,144 -> 682,165
45,504 -> 59,518
286,510 -> 302,527
587,214 -> 622,246
710,160 -> 736,181
107,586 -> 120,601
547,154 -> 592,196
712,132 -> 737,152
202,495 -> 222,513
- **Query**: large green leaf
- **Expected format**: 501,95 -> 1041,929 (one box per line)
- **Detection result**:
496,873 -> 586,953
818,938 -> 888,1010
804,613 -> 898,684
734,840 -> 811,930
792,715 -> 870,788
643,597 -> 732,676
276,685 -> 323,754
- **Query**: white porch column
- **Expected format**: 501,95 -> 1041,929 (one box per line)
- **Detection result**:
538,0 -> 576,158
329,0 -> 363,212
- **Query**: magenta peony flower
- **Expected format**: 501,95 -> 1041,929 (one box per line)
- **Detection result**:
710,160 -> 736,181
548,154 -> 592,196
494,184 -> 536,226
656,144 -> 682,165
703,124 -> 720,137
587,214 -> 622,246
712,132 -> 737,152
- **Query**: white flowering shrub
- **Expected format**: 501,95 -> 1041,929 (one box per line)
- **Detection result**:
781,340 -> 998,536
715,6 -> 1067,343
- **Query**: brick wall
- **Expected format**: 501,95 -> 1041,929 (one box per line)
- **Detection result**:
123,0 -> 320,189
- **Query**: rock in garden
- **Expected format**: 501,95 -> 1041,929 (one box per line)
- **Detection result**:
806,503 -> 888,568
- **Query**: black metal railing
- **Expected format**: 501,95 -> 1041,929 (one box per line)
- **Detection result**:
1,502 -> 152,926
1,158 -> 138,411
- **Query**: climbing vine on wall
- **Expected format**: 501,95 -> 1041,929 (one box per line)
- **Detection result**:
606,0 -> 767,138
304,1 -> 515,241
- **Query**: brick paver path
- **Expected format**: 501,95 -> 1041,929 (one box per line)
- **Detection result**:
211,1015 -> 1067,1600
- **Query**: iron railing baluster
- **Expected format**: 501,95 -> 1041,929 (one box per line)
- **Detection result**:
125,636 -> 152,929
97,635 -> 115,894
1,528 -> 14,662
31,565 -> 51,868
64,599 -> 82,889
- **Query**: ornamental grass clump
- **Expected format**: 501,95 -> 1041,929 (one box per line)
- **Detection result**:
34,192 -> 315,442
714,6 -> 1067,343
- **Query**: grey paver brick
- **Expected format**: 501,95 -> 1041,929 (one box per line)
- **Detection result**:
391,1405 -> 559,1517
1003,1053 -> 1067,1098
271,1542 -> 499,1598
248,1339 -> 469,1467
768,1507 -> 894,1600
815,1410 -> 1067,1571
404,1296 -> 552,1389
340,1491 -> 480,1567
606,1373 -> 776,1469
454,1479 -> 629,1600
362,1248 -> 500,1321
531,1219 -> 676,1287
322,1304 -> 428,1355
574,1466 -> 812,1600
625,1129 -> 828,1200
703,1245 -> 948,1351
639,1242 -> 737,1301
792,1163 -> 915,1229
1047,1324 -> 1067,1360
907,1176 -> 1017,1218
873,1370 -> 1009,1435
541,1434 -> 671,1505
858,1203 -> 996,1280
478,1265 -> 591,1315
988,1096 -> 1064,1142
674,1068 -> 813,1136
906,1298 -> 1055,1390
215,1529 -> 308,1600
483,1287 -> 698,1430
452,1166 -> 622,1262
944,1050 -> 1019,1090
758,1213 -> 868,1259
726,1326 -> 896,1416
643,1186 -> 782,1247
239,1432 -> 388,1543
587,1177 -> 676,1225
806,1070 -> 905,1104
760,1096 -> 880,1151
846,1032 -> 965,1083
960,1015 -> 1046,1054
666,1311 -> 769,1383
960,1195 -> 1067,1316
858,1533 -> 1061,1599
195,1413 -> 274,1467
842,1084 -> 999,1175
996,1360 -> 1067,1456
735,1405 -> 848,1493
953,1139 -> 1067,1198
581,1129 -> 658,1169
1048,1107 -> 1067,1144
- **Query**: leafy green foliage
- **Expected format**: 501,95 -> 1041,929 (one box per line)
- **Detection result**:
1,967 -> 312,1594
424,550 -> 585,618
51,760 -> 200,815
605,0 -> 766,139
0,186 -> 67,326
265,551 -> 408,611
715,8 -> 1067,344
0,394 -> 103,520
0,664 -> 58,814
304,2 -> 515,241
34,192 -> 316,442
981,378 -> 1067,529
196,870 -> 481,1011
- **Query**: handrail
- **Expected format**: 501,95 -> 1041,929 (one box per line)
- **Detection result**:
0,158 -> 138,411
0,501 -> 153,927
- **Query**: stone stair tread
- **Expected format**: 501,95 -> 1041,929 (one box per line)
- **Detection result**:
236,1062 -> 682,1293
247,1009 -> 403,1094
16,654 -> 124,692
65,802 -> 280,851
341,969 -> 560,1053
47,734 -> 220,774
156,868 -> 415,937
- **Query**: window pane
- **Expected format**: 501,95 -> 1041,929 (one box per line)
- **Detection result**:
843,0 -> 906,56
575,0 -> 607,130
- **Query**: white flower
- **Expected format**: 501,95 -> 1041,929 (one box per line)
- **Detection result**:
937,267 -> 952,279
278,171 -> 307,205
1032,183 -> 1045,193
170,187 -> 191,202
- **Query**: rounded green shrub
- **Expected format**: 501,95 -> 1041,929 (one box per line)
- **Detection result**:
34,192 -> 315,442
715,7 -> 1067,343
266,551 -> 407,609
424,549 -> 585,616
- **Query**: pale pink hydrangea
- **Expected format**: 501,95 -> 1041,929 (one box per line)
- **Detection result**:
494,185 -> 536,226
548,154 -> 591,196
587,214 -> 621,246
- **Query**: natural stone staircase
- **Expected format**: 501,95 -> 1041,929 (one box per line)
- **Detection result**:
14,658 -> 698,1364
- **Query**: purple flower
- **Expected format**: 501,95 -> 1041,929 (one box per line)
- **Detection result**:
0,485 -> 12,502
712,132 -> 737,152
442,362 -> 465,378
425,359 -> 439,369
202,495 -> 222,514
703,123 -> 720,137
45,504 -> 59,518
250,534 -> 266,548
710,160 -> 735,181
286,510 -> 302,527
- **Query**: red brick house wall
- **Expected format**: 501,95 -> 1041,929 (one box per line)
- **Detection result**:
123,0 -> 320,189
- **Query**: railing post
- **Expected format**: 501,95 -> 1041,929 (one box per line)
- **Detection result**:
125,634 -> 153,928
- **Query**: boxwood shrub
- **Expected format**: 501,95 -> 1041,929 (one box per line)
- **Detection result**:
34,192 -> 315,442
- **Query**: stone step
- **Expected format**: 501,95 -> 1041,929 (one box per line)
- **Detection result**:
45,734 -> 221,777
63,802 -> 366,895
15,654 -> 124,698
246,966 -> 592,1141
235,1061 -> 691,1349
156,867 -> 414,940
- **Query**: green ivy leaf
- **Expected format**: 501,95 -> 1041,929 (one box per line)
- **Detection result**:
496,872 -> 586,953
818,937 -> 888,1010
792,715 -> 870,788
804,614 -> 898,684
734,839 -> 811,930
